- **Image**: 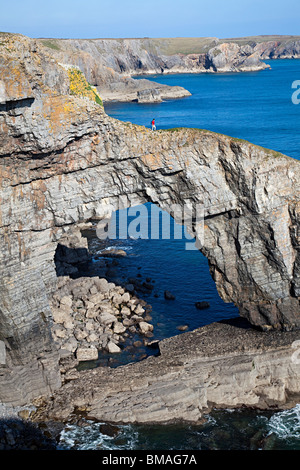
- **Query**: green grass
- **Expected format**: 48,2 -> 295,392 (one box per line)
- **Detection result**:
222,35 -> 300,46
142,37 -> 218,56
40,39 -> 61,51
36,35 -> 300,58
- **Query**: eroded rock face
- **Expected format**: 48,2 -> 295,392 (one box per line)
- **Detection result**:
0,33 -> 299,405
36,36 -> 300,103
36,37 -> 270,102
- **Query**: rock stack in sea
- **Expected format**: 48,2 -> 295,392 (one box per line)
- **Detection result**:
49,275 -> 154,377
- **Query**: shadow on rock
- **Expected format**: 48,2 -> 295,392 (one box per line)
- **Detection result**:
0,418 -> 62,450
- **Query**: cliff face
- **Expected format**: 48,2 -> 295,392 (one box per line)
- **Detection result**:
37,35 -> 300,102
0,34 -> 299,406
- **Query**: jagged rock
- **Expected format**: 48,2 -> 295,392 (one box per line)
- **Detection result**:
94,278 -> 110,293
64,369 -> 80,381
74,327 -> 88,341
87,332 -> 99,343
52,324 -> 68,339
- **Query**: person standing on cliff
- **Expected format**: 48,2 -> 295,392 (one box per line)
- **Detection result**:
151,118 -> 156,131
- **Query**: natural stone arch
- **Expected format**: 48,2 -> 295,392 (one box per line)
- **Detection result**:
0,40 -> 299,404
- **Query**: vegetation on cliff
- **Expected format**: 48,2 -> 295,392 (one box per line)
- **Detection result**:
67,66 -> 103,107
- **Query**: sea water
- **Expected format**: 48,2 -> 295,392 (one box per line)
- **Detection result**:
58,60 -> 300,450
107,60 -> 300,160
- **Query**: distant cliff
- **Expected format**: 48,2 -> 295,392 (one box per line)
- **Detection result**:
37,35 -> 300,102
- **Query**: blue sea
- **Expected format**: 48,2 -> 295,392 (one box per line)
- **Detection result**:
59,60 -> 300,450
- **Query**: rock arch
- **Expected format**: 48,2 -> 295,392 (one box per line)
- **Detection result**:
0,36 -> 299,403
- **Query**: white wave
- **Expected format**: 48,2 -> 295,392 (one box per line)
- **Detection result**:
267,404 -> 300,440
57,422 -> 138,450
96,244 -> 135,255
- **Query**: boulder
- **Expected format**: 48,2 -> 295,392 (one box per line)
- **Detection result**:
177,325 -> 189,331
60,295 -> 73,308
113,322 -> 126,334
101,249 -> 127,257
98,312 -> 117,326
0,341 -> 6,365
195,301 -> 210,310
94,278 -> 110,292
63,337 -> 78,353
121,306 -> 131,317
164,290 -> 175,300
121,292 -> 131,303
52,324 -> 68,339
134,304 -> 145,315
52,308 -> 73,325
112,294 -> 123,305
125,284 -> 135,293
138,321 -> 154,334
89,292 -> 105,305
74,327 -> 88,341
87,332 -> 99,343
90,285 -> 98,295
107,341 -> 121,353
76,346 -> 98,361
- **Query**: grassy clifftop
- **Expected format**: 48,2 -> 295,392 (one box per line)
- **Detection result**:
38,35 -> 300,56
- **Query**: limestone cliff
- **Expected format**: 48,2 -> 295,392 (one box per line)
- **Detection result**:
0,33 -> 299,408
37,35 -> 300,102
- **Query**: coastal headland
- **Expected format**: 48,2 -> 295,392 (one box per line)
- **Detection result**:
0,33 -> 299,427
37,34 -> 300,102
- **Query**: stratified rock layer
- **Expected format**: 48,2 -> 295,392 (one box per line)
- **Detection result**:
33,319 -> 300,424
0,33 -> 299,407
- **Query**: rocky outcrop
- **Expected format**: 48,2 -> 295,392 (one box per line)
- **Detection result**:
0,33 -> 299,408
37,35 -> 300,103
33,319 -> 300,424
253,38 -> 300,59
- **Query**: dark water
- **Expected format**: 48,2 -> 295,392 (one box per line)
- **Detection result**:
80,203 -> 239,367
58,405 -> 300,450
60,60 -> 300,450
